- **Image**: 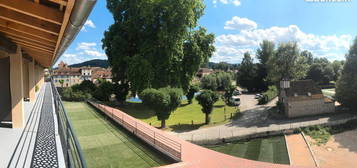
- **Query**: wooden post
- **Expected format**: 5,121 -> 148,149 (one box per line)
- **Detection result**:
28,59 -> 36,101
10,45 -> 24,128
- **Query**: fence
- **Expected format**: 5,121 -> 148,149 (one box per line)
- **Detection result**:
88,100 -> 182,161
51,81 -> 87,168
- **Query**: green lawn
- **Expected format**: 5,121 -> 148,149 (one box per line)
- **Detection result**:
322,88 -> 335,97
203,136 -> 290,164
64,102 -> 174,168
118,99 -> 239,132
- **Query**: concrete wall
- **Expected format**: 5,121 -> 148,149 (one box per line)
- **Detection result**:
0,57 -> 12,122
286,99 -> 335,118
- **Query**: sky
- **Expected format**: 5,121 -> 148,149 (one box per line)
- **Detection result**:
57,0 -> 357,65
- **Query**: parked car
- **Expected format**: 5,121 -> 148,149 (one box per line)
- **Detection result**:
229,96 -> 241,106
255,94 -> 263,99
233,90 -> 241,96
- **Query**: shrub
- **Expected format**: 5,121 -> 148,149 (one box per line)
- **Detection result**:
61,87 -> 91,101
258,85 -> 278,105
35,85 -> 39,92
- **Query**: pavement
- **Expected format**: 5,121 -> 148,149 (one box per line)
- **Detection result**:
285,134 -> 316,167
171,94 -> 357,143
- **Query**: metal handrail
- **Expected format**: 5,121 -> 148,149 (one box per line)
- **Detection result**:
50,81 -> 87,168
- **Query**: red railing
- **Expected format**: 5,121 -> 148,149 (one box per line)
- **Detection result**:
88,101 -> 182,161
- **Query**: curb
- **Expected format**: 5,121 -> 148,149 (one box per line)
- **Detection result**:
301,132 -> 319,168
284,134 -> 292,165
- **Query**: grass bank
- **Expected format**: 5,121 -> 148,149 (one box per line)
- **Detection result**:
203,136 -> 290,164
64,102 -> 174,168
117,99 -> 239,132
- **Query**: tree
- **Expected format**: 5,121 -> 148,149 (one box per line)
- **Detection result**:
300,50 -> 314,65
306,63 -> 325,84
256,40 -> 275,91
236,52 -> 258,92
59,79 -> 64,88
196,90 -> 219,124
140,87 -> 183,128
103,0 -> 211,96
186,84 -> 200,104
73,80 -> 96,94
93,81 -> 113,102
336,37 -> 357,111
223,85 -> 236,105
332,60 -> 344,81
201,72 -> 232,91
267,42 -> 308,83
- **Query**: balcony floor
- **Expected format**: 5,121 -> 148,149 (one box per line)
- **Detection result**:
0,83 -> 64,168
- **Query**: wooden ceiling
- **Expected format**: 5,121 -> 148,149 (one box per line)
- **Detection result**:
0,0 -> 75,67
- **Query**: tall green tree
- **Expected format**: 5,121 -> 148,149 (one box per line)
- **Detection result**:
336,37 -> 357,111
103,0 -> 212,99
331,60 -> 344,81
267,42 -> 308,83
256,40 -> 275,91
237,52 -> 257,91
140,87 -> 183,128
195,90 -> 219,124
186,84 -> 200,104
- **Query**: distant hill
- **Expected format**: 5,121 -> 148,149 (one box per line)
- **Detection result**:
69,59 -> 109,68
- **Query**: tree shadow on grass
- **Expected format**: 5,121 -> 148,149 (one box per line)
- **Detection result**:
213,105 -> 225,108
170,123 -> 206,133
179,103 -> 191,107
115,102 -> 157,120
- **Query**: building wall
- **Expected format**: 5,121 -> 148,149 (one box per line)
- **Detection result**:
0,57 -> 12,121
53,75 -> 82,87
286,99 -> 335,118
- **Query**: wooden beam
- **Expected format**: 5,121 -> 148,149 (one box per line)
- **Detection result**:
11,38 -> 55,51
0,7 -> 61,35
0,26 -> 57,46
0,19 -> 58,43
6,34 -> 56,48
0,0 -> 64,25
49,0 -> 68,6
22,47 -> 52,67
15,41 -> 54,54
53,0 -> 75,63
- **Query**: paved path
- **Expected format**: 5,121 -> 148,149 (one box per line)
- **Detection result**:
92,102 -> 311,168
172,94 -> 357,143
285,134 -> 316,167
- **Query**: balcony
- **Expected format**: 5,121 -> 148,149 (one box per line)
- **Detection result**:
0,82 -> 86,168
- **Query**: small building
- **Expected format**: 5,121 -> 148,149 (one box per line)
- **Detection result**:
197,68 -> 213,78
280,80 -> 335,118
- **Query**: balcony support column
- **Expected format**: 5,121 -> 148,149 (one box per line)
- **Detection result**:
9,45 -> 24,128
29,59 -> 36,101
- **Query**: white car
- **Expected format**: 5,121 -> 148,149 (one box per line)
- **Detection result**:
229,96 -> 241,106
255,94 -> 263,99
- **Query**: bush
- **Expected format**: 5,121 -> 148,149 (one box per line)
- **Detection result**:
201,72 -> 233,91
258,85 -> 278,105
93,81 -> 114,102
35,85 -> 39,92
302,126 -> 331,145
61,87 -> 91,101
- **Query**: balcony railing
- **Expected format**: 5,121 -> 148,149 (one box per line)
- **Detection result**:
51,81 -> 87,168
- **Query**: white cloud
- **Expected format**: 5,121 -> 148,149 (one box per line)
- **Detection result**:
81,20 -> 96,32
224,16 -> 257,31
76,42 -> 97,50
84,20 -> 96,28
213,17 -> 353,63
83,50 -> 106,58
213,0 -> 241,7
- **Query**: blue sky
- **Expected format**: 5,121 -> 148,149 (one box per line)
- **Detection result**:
58,0 -> 357,65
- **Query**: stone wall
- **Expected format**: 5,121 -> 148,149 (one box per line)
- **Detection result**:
286,99 -> 335,118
